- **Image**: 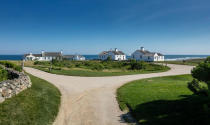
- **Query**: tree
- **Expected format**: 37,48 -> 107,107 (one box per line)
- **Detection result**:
188,57 -> 210,96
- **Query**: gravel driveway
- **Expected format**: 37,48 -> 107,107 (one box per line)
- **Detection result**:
24,64 -> 193,125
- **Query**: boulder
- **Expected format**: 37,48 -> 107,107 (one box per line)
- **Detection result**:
0,66 -> 32,103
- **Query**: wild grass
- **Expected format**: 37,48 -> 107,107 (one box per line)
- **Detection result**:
30,60 -> 170,77
162,58 -> 205,66
33,65 -> 169,77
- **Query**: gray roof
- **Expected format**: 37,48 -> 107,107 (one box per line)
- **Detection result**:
63,55 -> 74,58
157,53 -> 163,56
24,54 -> 42,57
111,50 -> 125,55
43,52 -> 62,57
24,52 -> 62,57
63,55 -> 84,58
99,50 -> 125,55
99,51 -> 108,56
33,54 -> 42,57
137,50 -> 163,56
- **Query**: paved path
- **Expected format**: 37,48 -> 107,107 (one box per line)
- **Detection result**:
24,64 -> 193,125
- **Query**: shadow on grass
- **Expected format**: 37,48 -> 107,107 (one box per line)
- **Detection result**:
122,95 -> 210,125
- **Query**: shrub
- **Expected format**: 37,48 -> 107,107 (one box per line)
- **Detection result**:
34,61 -> 50,66
188,79 -> 208,96
189,56 -> 210,96
0,67 -> 8,82
130,61 -> 147,70
91,64 -> 104,71
52,67 -> 62,70
67,64 -> 74,68
191,62 -> 210,83
0,61 -> 22,72
34,61 -> 39,65
205,56 -> 210,63
75,63 -> 82,68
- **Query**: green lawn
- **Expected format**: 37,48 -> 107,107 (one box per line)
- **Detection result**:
117,75 -> 210,125
0,74 -> 61,125
32,65 -> 170,77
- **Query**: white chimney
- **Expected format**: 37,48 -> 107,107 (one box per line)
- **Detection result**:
141,47 -> 145,51
115,48 -> 118,52
41,50 -> 45,57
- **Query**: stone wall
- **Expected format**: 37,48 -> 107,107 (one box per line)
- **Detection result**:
0,67 -> 32,103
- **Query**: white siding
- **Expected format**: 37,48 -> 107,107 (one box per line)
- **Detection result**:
131,51 -> 164,62
99,51 -> 126,61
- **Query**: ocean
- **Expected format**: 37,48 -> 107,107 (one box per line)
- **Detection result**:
0,55 -> 209,61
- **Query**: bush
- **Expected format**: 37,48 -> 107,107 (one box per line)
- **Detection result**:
191,61 -> 210,83
34,61 -> 39,65
0,67 -> 8,82
189,56 -> 210,96
188,79 -> 208,96
130,61 -> 147,70
34,61 -> 50,66
204,56 -> 210,63
91,64 -> 104,71
52,67 -> 62,70
0,61 -> 22,72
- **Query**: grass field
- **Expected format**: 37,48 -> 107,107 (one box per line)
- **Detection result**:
0,73 -> 61,125
33,65 -> 170,77
6,60 -> 171,76
162,58 -> 206,66
117,75 -> 210,125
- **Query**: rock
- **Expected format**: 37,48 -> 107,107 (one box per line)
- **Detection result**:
0,66 -> 32,102
0,96 -> 5,103
10,84 -> 16,90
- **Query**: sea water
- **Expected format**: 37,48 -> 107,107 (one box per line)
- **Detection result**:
0,55 -> 209,61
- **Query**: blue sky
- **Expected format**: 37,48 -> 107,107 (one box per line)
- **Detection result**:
0,0 -> 210,55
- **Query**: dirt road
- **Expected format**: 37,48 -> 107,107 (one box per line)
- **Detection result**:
24,64 -> 193,125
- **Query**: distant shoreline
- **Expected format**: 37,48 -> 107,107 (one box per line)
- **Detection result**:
0,55 -> 209,61
164,57 -> 207,61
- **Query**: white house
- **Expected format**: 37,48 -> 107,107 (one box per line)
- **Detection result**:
131,47 -> 164,62
99,48 -> 126,61
24,51 -> 63,61
63,54 -> 85,61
